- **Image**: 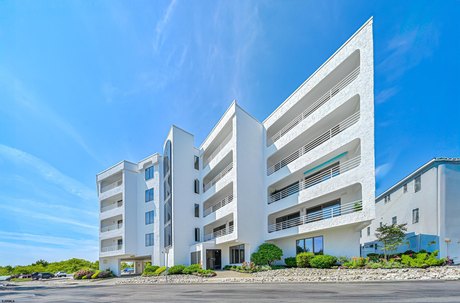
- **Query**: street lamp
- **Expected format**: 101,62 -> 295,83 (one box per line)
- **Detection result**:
444,238 -> 451,258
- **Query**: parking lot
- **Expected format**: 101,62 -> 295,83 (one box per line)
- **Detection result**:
2,280 -> 460,302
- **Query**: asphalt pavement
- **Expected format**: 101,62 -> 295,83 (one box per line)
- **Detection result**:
1,280 -> 460,302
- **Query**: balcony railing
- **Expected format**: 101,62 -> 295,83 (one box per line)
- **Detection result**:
267,111 -> 360,175
268,155 -> 361,204
100,202 -> 123,213
268,200 -> 363,232
269,66 -> 360,145
101,222 -> 123,233
203,194 -> 234,217
100,180 -> 122,194
101,244 -> 123,253
204,225 -> 234,241
203,162 -> 233,192
203,132 -> 233,167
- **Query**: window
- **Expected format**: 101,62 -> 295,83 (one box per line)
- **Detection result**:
415,176 -> 421,192
412,208 -> 419,224
367,227 -> 370,236
392,216 -> 397,225
384,195 -> 391,203
145,211 -> 154,225
191,251 -> 201,265
194,204 -> 199,218
296,236 -> 323,254
145,233 -> 154,246
145,188 -> 154,202
145,166 -> 154,180
230,244 -> 245,264
194,179 -> 200,194
380,222 -> 383,228
403,184 -> 408,193
194,156 -> 199,170
194,227 -> 200,242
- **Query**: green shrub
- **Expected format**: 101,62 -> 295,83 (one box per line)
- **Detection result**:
296,252 -> 315,268
310,255 -> 337,269
168,265 -> 186,275
367,262 -> 383,269
284,257 -> 297,268
182,264 -> 201,274
250,243 -> 283,266
91,270 -> 100,279
96,270 -> 113,278
223,265 -> 232,270
400,250 -> 445,268
82,276 -> 87,279
344,257 -> 368,268
269,265 -> 284,270
336,256 -> 350,265
367,253 -> 380,262
154,266 -> 167,276
142,265 -> 160,276
194,269 -> 216,277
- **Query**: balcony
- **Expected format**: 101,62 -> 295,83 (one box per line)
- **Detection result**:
203,162 -> 233,192
100,179 -> 122,194
268,155 -> 361,204
204,225 -> 234,241
268,65 -> 360,146
203,132 -> 233,168
268,200 -> 363,233
267,111 -> 360,175
101,222 -> 123,233
101,244 -> 123,253
204,194 -> 234,217
101,200 -> 123,213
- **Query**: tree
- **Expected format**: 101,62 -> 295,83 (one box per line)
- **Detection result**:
375,223 -> 407,260
250,243 -> 283,266
33,259 -> 49,267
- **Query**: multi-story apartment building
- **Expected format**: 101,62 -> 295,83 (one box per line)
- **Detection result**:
361,158 -> 460,263
97,18 -> 375,275
96,154 -> 161,275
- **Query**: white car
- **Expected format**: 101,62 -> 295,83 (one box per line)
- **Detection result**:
55,272 -> 67,277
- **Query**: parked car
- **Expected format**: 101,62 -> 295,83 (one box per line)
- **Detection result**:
18,274 -> 32,279
31,272 -> 40,280
55,272 -> 67,277
122,268 -> 134,273
33,272 -> 54,280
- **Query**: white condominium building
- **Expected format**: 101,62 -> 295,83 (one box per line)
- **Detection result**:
97,18 -> 375,276
361,158 -> 460,263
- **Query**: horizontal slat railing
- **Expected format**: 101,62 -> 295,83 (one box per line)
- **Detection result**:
100,202 -> 123,213
270,66 -> 360,144
267,111 -> 360,175
268,155 -> 361,204
268,200 -> 363,232
101,244 -> 123,252
204,225 -> 234,241
203,132 -> 233,167
203,162 -> 233,192
100,180 -> 123,193
101,223 -> 123,233
203,194 -> 234,217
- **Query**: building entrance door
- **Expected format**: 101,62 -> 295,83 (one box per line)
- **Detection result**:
206,249 -> 222,270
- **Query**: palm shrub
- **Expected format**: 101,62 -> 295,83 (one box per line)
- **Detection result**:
250,243 -> 283,266
284,257 -> 297,268
154,266 -> 167,276
309,255 -> 337,269
296,252 -> 315,268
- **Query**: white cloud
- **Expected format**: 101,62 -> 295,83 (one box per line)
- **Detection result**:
375,162 -> 393,179
0,144 -> 95,201
375,87 -> 399,105
153,0 -> 177,52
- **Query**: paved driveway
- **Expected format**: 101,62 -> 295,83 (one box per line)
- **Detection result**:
2,281 -> 460,302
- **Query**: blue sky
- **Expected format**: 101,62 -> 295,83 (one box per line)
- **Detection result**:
0,1 -> 458,265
